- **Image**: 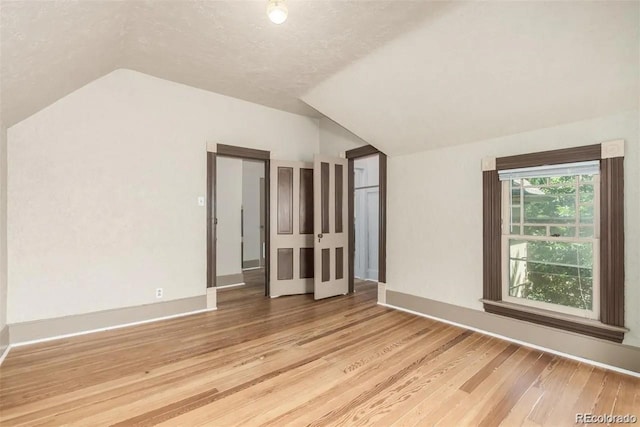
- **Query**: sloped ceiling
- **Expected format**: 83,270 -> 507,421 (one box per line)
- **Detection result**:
2,1 -> 638,155
0,1 -> 129,129
303,1 -> 640,155
0,0 -> 447,128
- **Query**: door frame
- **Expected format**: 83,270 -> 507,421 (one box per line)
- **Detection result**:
207,143 -> 271,296
345,145 -> 387,293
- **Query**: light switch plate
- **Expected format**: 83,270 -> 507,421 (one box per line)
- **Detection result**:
198,196 -> 205,206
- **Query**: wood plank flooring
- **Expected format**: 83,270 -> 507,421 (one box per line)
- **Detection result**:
0,269 -> 638,426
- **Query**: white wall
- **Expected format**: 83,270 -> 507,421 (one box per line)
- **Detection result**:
354,155 -> 379,187
7,69 -> 319,323
242,160 -> 264,264
216,157 -> 243,277
0,127 -> 7,331
318,117 -> 369,157
387,110 -> 640,347
303,2 -> 639,157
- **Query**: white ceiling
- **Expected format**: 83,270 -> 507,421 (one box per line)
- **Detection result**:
302,1 -> 640,155
0,0 -> 128,129
0,0 -> 446,128
1,1 -> 638,155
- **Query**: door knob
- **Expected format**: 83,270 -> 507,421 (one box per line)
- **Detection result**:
317,233 -> 323,243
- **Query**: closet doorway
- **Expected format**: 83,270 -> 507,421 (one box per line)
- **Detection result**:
354,155 -> 379,281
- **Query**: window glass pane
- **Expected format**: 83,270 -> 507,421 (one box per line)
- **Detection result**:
511,187 -> 521,205
524,189 -> 576,224
525,177 -> 547,186
579,204 -> 594,224
579,184 -> 594,203
549,175 -> 576,186
508,239 -> 593,311
510,225 -> 521,235
511,207 -> 521,224
580,174 -> 594,182
579,226 -> 594,238
523,225 -> 546,236
549,226 -> 576,237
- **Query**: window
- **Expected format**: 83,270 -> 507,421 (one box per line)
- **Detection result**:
481,142 -> 626,343
500,162 -> 600,319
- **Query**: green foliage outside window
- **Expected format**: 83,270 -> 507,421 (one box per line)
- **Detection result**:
508,175 -> 595,312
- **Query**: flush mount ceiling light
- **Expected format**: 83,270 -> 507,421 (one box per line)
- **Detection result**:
267,0 -> 288,24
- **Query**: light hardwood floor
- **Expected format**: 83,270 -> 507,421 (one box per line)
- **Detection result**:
0,270 -> 638,426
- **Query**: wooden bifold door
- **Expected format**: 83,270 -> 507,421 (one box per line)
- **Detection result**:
269,155 -> 348,299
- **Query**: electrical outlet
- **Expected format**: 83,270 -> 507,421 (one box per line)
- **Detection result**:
197,196 -> 205,206
156,288 -> 163,299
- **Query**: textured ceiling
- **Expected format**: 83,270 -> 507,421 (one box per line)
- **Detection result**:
302,1 -> 640,155
0,0 -> 445,128
2,1 -> 637,154
0,0 -> 129,128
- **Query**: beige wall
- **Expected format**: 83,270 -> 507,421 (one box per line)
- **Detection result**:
216,156 -> 243,277
318,117 -> 369,157
387,110 -> 640,348
0,126 -> 7,332
7,69 -> 319,324
242,160 -> 264,264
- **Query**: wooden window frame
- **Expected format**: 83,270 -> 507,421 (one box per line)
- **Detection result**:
482,142 -> 627,343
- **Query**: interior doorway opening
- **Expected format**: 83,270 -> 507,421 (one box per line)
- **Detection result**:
354,155 -> 380,282
208,145 -> 271,304
216,157 -> 267,296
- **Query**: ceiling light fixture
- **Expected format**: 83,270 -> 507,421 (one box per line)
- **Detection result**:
267,0 -> 288,25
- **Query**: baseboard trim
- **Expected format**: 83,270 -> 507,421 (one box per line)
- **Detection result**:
217,273 -> 244,287
217,282 -> 246,289
0,344 -> 9,366
383,290 -> 640,377
10,295 -> 209,346
242,259 -> 261,269
0,325 -> 10,366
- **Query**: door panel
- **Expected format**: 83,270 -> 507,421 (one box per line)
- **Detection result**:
270,160 -> 314,296
314,155 -> 349,299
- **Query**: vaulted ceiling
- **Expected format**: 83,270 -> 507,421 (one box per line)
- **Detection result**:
1,1 -> 638,155
302,1 -> 639,155
0,0 -> 446,128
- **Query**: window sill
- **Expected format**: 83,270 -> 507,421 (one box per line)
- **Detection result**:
481,299 -> 627,343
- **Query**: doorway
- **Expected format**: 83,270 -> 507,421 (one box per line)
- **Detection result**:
346,145 -> 387,293
207,144 -> 271,300
215,156 -> 267,293
354,155 -> 379,281
207,143 -> 385,305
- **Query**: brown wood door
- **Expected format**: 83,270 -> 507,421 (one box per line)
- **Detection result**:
269,160 -> 315,296
259,177 -> 266,267
314,154 -> 348,299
